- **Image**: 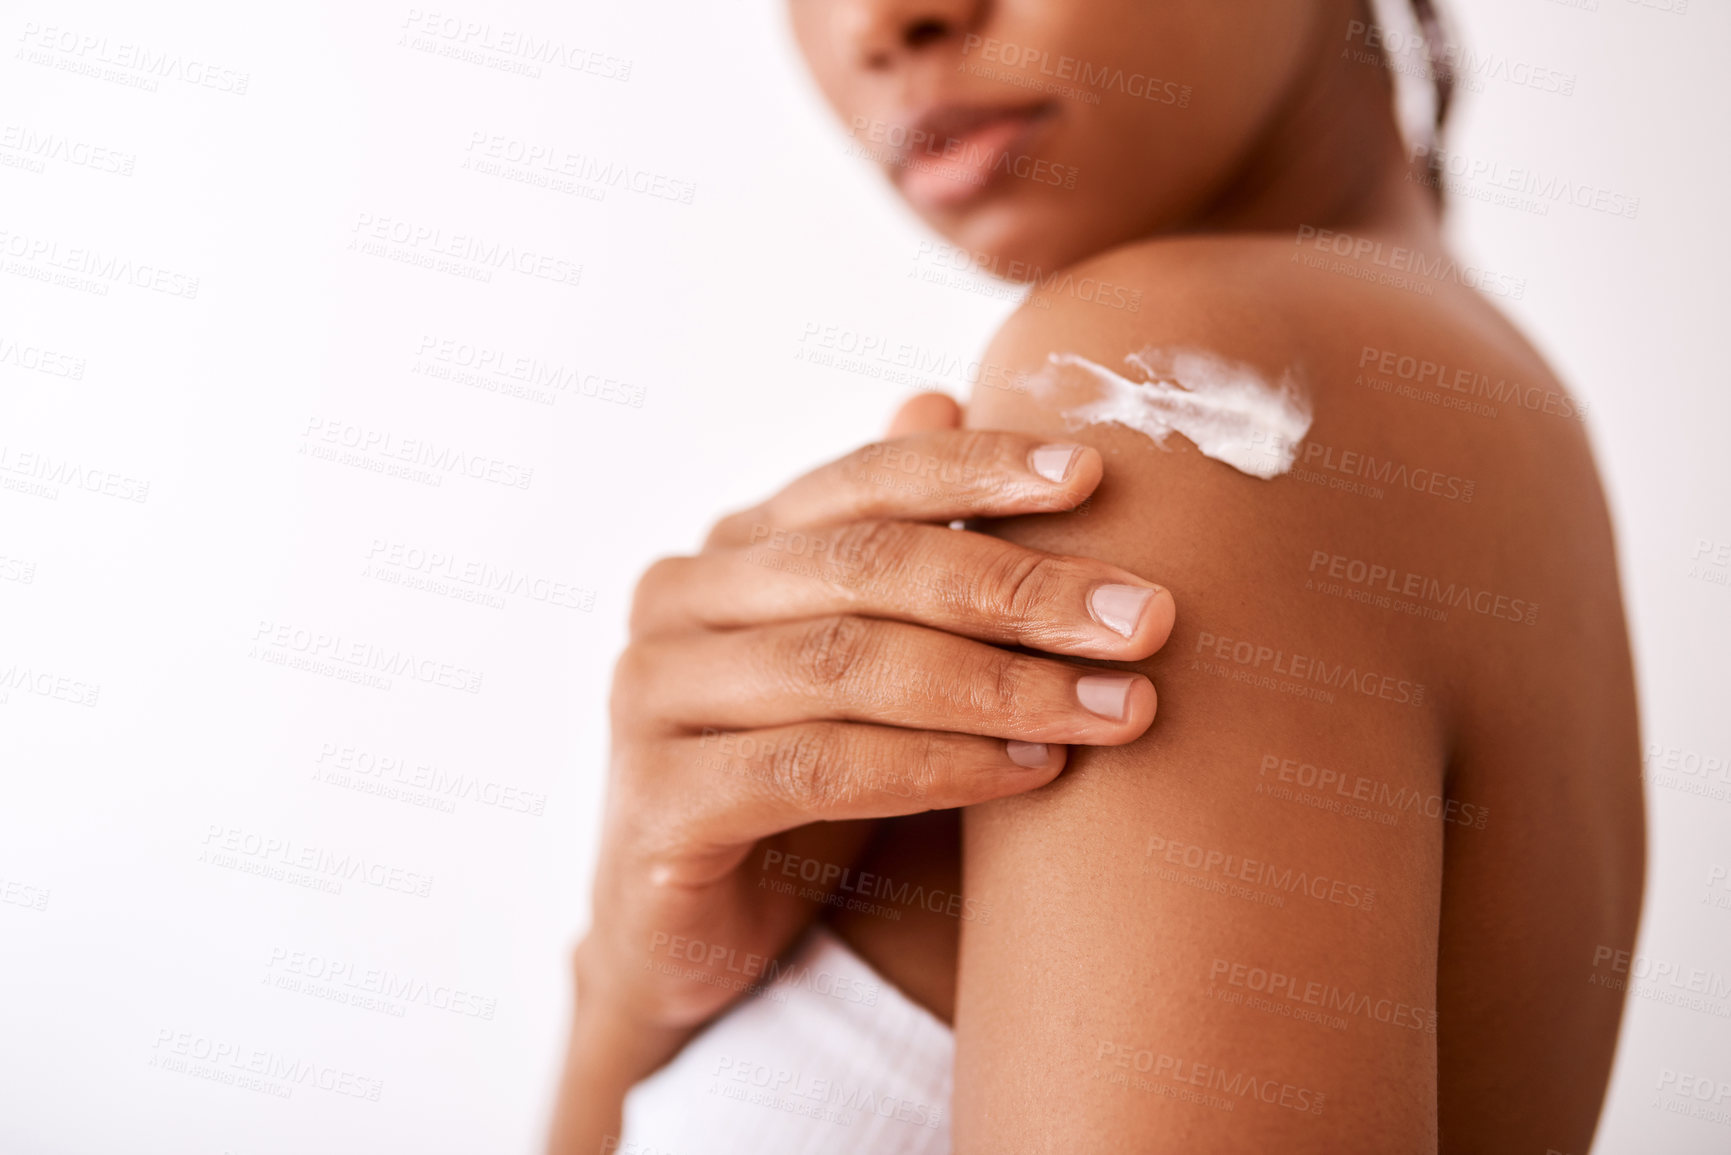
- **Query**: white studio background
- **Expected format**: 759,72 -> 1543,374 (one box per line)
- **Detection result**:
0,1 -> 1724,1152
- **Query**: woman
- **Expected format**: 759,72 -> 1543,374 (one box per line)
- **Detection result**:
551,0 -> 1644,1150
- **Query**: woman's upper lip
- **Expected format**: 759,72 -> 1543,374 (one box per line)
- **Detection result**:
898,100 -> 1056,161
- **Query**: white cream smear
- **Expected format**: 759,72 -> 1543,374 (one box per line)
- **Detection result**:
1046,347 -> 1313,480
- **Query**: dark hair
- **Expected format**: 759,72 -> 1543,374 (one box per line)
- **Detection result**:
1408,0 -> 1456,204
1410,0 -> 1456,137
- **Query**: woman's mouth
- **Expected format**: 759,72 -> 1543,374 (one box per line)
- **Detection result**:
891,101 -> 1058,212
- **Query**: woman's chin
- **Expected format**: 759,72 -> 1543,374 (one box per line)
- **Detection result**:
920,211 -> 1088,282
918,193 -> 1153,282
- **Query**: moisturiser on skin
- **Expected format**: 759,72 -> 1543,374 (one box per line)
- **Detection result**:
1046,347 -> 1312,480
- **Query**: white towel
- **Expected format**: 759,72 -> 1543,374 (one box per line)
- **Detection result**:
618,926 -> 955,1155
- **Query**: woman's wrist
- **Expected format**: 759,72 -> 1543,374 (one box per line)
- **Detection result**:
569,936 -> 696,1082
548,942 -> 696,1155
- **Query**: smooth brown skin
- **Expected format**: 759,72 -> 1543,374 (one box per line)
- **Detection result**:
546,414 -> 1178,1153
555,0 -> 1644,1150
925,239 -> 1640,1155
791,0 -> 1644,1151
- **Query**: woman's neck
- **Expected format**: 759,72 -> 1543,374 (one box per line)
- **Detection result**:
1184,8 -> 1443,250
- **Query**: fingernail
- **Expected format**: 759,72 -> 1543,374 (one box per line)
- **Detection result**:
1006,740 -> 1049,768
1076,674 -> 1136,721
1030,444 -> 1082,483
1089,584 -> 1156,639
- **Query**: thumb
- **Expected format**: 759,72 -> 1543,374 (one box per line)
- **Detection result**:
885,391 -> 962,437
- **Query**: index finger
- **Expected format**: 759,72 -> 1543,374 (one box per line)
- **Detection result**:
705,430 -> 1101,549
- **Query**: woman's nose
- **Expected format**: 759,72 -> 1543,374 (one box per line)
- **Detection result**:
831,0 -> 985,71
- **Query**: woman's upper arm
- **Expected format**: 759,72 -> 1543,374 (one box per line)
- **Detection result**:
952,288 -> 1449,1152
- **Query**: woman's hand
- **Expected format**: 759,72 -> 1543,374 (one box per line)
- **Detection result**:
549,395 -> 1176,1151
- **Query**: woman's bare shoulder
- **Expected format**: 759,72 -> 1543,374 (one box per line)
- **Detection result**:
970,230 -> 1618,678
965,225 -> 1638,825
989,230 -> 1589,447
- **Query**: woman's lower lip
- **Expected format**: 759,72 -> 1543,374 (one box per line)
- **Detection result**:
895,111 -> 1051,211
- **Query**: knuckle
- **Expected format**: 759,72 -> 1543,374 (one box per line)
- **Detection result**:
628,556 -> 689,635
766,726 -> 851,809
903,730 -> 950,805
846,439 -> 893,473
618,750 -> 735,867
836,441 -> 891,496
701,516 -> 738,551
788,614 -> 876,692
827,520 -> 910,586
953,429 -> 1011,482
980,551 -> 1068,632
704,506 -> 764,551
973,647 -> 1032,723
